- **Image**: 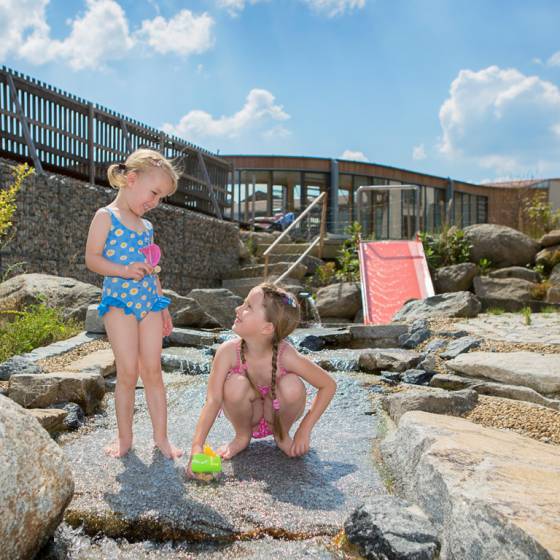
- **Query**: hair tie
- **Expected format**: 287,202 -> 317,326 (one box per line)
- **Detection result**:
281,294 -> 297,308
272,398 -> 280,411
118,163 -> 127,172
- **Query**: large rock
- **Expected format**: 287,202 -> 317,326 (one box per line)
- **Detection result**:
0,395 -> 74,559
382,388 -> 478,423
489,266 -> 540,283
539,229 -> 560,248
446,351 -> 560,396
473,276 -> 537,302
63,348 -> 116,378
187,288 -> 243,329
345,497 -> 440,560
9,371 -> 106,413
381,411 -> 560,560
359,348 -> 422,374
433,263 -> 478,293
0,273 -> 101,322
547,286 -> 560,304
536,244 -> 560,267
162,289 -> 220,328
26,407 -> 68,433
316,282 -> 362,319
464,224 -> 539,267
392,292 -> 481,322
550,263 -> 560,286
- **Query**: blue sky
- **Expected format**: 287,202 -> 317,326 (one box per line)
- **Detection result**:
2,0 -> 560,183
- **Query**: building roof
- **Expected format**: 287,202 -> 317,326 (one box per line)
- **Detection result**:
481,179 -> 556,189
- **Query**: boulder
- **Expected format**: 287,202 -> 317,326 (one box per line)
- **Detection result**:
489,266 -> 540,283
382,388 -> 478,422
536,244 -> 560,267
439,336 -> 481,359
316,282 -> 362,319
187,288 -> 243,329
393,292 -> 481,322
0,273 -> 101,322
433,262 -> 478,293
359,349 -> 422,374
550,263 -> 560,286
547,286 -> 560,304
26,407 -> 68,433
345,497 -> 440,560
381,411 -> 560,560
473,276 -> 537,302
85,304 -> 105,333
446,351 -> 560,396
64,348 -> 115,377
164,289 -> 220,328
0,395 -> 74,559
464,224 -> 539,267
539,229 -> 560,248
9,371 -> 106,413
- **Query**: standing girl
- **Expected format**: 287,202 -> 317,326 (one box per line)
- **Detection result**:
187,282 -> 337,474
85,148 -> 182,459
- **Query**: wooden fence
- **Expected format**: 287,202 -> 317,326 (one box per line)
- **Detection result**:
0,66 -> 232,218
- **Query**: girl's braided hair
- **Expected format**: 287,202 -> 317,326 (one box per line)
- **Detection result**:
239,282 -> 300,440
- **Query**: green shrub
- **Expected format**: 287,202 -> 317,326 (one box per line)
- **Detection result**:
0,301 -> 81,362
419,226 -> 472,269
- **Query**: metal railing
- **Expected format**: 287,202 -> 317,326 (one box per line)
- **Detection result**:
0,66 -> 232,218
262,191 -> 328,283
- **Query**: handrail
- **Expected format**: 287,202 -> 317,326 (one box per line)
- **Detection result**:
263,191 -> 327,279
355,184 -> 420,240
273,235 -> 321,285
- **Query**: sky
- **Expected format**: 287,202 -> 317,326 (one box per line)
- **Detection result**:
1,0 -> 560,184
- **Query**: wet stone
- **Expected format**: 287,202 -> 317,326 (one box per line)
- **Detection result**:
161,348 -> 212,375
61,371 -> 386,543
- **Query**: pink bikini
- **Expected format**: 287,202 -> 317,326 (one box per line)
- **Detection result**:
225,338 -> 290,439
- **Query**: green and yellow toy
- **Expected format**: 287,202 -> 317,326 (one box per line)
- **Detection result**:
191,445 -> 222,474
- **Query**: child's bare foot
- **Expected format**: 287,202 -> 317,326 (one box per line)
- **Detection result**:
105,439 -> 132,458
154,438 -> 184,459
217,436 -> 250,459
275,435 -> 294,457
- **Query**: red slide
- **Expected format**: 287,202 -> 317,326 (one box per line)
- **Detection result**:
358,240 -> 434,325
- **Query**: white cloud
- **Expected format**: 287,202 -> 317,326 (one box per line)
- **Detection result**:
0,0 -> 213,70
303,0 -> 366,17
162,89 -> 290,140
340,150 -> 368,161
217,0 -> 268,17
412,144 -> 426,160
217,0 -> 365,17
547,51 -> 560,67
138,10 -> 214,56
438,65 -> 560,176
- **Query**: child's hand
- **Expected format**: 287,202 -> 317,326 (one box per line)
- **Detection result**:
289,426 -> 311,457
162,308 -> 173,337
123,262 -> 153,281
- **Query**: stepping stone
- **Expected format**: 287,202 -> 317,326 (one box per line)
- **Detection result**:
446,351 -> 560,395
61,372 -> 386,543
64,348 -> 116,377
381,411 -> 560,560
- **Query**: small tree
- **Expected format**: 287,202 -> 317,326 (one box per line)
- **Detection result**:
0,163 -> 33,281
522,191 -> 560,238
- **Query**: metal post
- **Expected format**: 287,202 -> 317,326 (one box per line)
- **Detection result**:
197,151 -> 222,219
88,102 -> 95,184
7,73 -> 43,173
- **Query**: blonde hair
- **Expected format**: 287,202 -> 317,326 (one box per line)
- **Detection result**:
239,282 -> 301,440
107,148 -> 181,195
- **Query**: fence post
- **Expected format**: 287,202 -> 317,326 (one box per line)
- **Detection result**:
88,102 -> 95,185
6,73 -> 43,173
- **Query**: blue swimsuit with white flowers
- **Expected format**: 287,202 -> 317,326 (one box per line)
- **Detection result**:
97,207 -> 171,321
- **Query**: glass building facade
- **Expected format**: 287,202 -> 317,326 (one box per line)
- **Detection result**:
225,157 -> 489,240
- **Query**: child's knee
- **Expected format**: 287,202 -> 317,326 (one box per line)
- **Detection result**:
140,364 -> 163,386
116,369 -> 138,390
223,378 -> 251,405
277,374 -> 305,403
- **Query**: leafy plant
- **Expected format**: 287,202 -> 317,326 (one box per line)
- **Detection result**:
478,257 -> 492,276
522,192 -> 560,238
1,164 -> 33,281
419,226 -> 472,270
530,281 -> 551,301
487,307 -> 506,315
313,261 -> 337,287
0,301 -> 81,363
335,222 -> 364,282
520,306 -> 532,326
